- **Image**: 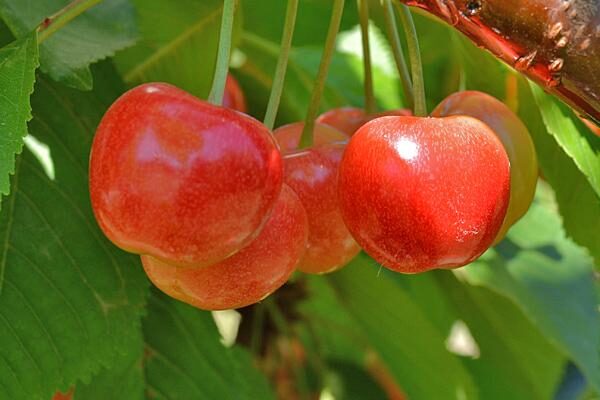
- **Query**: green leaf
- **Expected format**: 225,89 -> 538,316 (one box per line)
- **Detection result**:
0,63 -> 147,400
437,272 -> 564,400
241,0 -> 359,47
144,289 -> 275,400
73,334 -> 144,400
529,84 -> 600,198
463,182 -> 600,392
0,0 -> 137,90
518,81 -> 600,266
0,32 -> 38,200
114,0 -> 241,100
327,255 -> 479,400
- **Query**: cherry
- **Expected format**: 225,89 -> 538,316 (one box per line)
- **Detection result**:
142,184 -> 308,310
274,121 -> 348,152
432,91 -> 538,242
273,123 -> 361,274
316,106 -> 412,136
222,74 -> 247,113
52,390 -> 73,400
90,83 -> 283,268
338,115 -> 510,273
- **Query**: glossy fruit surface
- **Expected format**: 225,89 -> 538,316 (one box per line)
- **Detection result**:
223,74 -> 247,113
274,124 -> 359,273
274,121 -> 348,152
142,185 -> 308,310
317,107 -> 412,136
90,83 -> 282,268
338,116 -> 510,273
432,90 -> 538,241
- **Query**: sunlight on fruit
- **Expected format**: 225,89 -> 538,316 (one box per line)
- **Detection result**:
24,134 -> 55,180
211,309 -> 242,347
445,320 -> 480,359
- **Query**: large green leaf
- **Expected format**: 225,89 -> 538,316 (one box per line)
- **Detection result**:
0,63 -> 147,400
73,334 -> 144,400
0,32 -> 38,200
241,0 -> 359,46
437,272 -> 564,400
0,0 -> 137,90
463,182 -> 600,392
327,255 -> 478,400
143,289 -> 275,400
530,84 -> 600,199
114,0 -> 241,100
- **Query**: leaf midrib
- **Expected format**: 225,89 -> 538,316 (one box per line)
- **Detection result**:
123,5 -> 223,82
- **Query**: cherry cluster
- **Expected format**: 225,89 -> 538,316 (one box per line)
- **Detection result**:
89,75 -> 537,311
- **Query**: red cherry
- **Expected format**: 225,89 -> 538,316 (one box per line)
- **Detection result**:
90,83 -> 283,268
317,107 -> 412,136
273,123 -> 360,274
432,91 -> 538,242
338,116 -> 510,273
274,121 -> 348,152
142,184 -> 308,310
222,74 -> 247,113
52,390 -> 73,400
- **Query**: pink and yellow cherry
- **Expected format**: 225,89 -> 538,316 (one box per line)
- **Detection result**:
316,106 -> 412,136
432,91 -> 538,242
90,83 -> 283,268
273,123 -> 361,274
142,185 -> 308,310
223,74 -> 247,113
338,116 -> 510,273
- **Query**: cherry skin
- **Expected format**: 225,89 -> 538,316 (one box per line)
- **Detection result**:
338,116 -> 510,273
273,123 -> 361,274
90,83 -> 283,268
317,106 -> 412,136
142,184 -> 308,310
222,74 -> 247,113
432,91 -> 538,242
274,121 -> 348,152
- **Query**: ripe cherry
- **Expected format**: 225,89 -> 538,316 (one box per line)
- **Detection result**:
273,122 -> 361,274
317,106 -> 412,136
142,184 -> 308,310
432,91 -> 538,242
274,121 -> 348,151
90,83 -> 283,268
338,116 -> 510,273
223,74 -> 247,113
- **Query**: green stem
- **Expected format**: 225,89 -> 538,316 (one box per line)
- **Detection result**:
381,0 -> 413,109
395,3 -> 427,116
299,0 -> 345,149
37,0 -> 102,44
208,0 -> 238,105
263,0 -> 299,130
250,303 -> 266,355
358,0 -> 376,115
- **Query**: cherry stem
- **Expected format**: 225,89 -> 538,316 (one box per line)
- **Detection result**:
381,0 -> 413,109
208,0 -> 238,105
37,0 -> 102,44
263,0 -> 299,130
358,0 -> 376,115
299,0 -> 345,149
395,3 -> 427,116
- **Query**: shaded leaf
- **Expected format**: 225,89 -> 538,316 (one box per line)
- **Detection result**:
114,0 -> 241,100
144,289 -> 274,400
327,255 -> 478,400
463,182 -> 600,392
0,0 -> 137,90
0,32 -> 38,200
0,63 -> 147,400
